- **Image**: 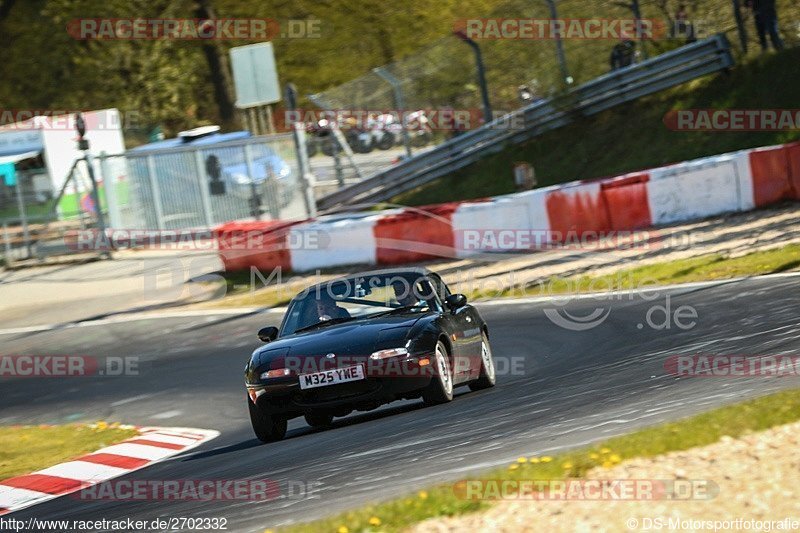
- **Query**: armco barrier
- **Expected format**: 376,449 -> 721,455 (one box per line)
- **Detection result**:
318,35 -> 734,210
216,141 -> 799,274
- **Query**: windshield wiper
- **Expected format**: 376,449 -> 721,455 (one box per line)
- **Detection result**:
294,316 -> 356,333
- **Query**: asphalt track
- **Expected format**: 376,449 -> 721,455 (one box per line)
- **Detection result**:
2,274 -> 800,532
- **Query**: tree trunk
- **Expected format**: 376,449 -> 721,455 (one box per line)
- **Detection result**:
194,0 -> 238,129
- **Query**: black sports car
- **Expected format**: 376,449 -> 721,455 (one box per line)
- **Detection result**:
244,268 -> 496,442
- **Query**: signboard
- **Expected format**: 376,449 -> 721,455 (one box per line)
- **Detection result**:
230,43 -> 281,108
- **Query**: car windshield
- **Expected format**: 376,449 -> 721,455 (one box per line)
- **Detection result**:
280,273 -> 436,336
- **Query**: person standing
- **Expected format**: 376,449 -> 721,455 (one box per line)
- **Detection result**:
673,4 -> 696,43
610,36 -> 636,70
747,0 -> 784,51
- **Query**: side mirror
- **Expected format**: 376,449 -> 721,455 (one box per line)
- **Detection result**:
444,293 -> 467,311
257,326 -> 279,343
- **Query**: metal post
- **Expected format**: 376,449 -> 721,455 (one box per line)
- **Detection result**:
630,0 -> 649,60
13,172 -> 31,258
99,152 -> 121,229
544,0 -> 571,86
285,83 -> 318,218
193,149 -> 215,227
373,67 -> 412,159
145,155 -> 166,230
454,31 -> 493,123
243,143 -> 262,221
84,153 -> 109,256
732,0 -> 748,53
2,222 -> 12,267
332,144 -> 345,188
293,122 -> 317,218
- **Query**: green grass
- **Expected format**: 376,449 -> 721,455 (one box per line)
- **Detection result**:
472,243 -> 800,300
278,386 -> 800,533
0,423 -> 138,480
395,47 -> 800,206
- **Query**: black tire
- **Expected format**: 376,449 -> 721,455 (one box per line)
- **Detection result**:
306,139 -> 318,158
304,412 -> 334,428
248,396 -> 287,443
321,138 -> 337,157
469,332 -> 497,391
422,341 -> 454,406
376,134 -> 394,150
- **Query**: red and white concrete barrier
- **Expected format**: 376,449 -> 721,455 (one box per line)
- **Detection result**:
216,141 -> 800,273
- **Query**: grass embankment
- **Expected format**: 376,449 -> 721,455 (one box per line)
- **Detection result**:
394,47 -> 800,206
277,387 -> 800,533
0,422 -> 138,480
472,243 -> 800,300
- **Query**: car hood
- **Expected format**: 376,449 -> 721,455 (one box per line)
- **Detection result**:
253,313 -> 425,365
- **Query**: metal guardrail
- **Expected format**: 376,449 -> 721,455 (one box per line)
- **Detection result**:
317,34 -> 734,210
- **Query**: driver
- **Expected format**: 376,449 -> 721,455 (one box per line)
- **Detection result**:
391,279 -> 420,307
315,295 -> 350,321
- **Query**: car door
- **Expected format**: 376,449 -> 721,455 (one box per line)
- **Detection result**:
429,274 -> 480,383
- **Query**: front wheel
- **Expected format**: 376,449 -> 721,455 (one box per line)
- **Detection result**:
422,341 -> 454,406
469,332 -> 496,391
248,397 -> 287,443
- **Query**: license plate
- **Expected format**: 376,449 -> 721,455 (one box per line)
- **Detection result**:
299,365 -> 365,390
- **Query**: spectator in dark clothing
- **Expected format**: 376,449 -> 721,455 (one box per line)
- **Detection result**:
610,39 -> 636,70
747,0 -> 784,51
672,4 -> 696,43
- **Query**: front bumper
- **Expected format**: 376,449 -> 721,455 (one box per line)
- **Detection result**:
246,354 -> 434,415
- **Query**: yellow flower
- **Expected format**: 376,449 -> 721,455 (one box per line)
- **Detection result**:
263,530 -> 273,533
600,447 -> 610,454
517,457 -> 528,463
337,527 -> 349,533
529,457 -> 540,463
609,454 -> 621,464
368,517 -> 381,526
418,490 -> 428,500
540,456 -> 552,463
508,464 -> 519,471
602,461 -> 613,469
562,462 -> 573,469
589,453 -> 599,460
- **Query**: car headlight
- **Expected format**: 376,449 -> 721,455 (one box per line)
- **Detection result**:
370,347 -> 408,360
260,368 -> 292,379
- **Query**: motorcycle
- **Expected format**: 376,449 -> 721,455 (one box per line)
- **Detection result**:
405,110 -> 434,147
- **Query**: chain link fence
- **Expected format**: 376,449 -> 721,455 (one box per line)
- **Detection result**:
307,0 -> 800,186
1,154 -> 108,266
101,133 -> 311,231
